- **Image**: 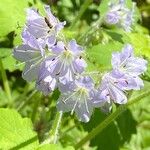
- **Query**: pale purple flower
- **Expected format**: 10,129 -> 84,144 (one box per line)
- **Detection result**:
110,70 -> 144,90
36,61 -> 57,95
99,72 -> 127,104
111,44 -> 147,91
105,0 -> 135,31
98,44 -> 147,109
25,5 -> 65,43
13,33 -> 44,81
112,44 -> 147,77
57,76 -> 104,122
44,40 -> 87,82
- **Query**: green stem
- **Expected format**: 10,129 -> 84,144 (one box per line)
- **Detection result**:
75,89 -> 150,149
50,111 -> 63,144
0,59 -> 12,106
17,90 -> 37,111
77,17 -> 103,43
70,0 -> 92,29
31,93 -> 41,122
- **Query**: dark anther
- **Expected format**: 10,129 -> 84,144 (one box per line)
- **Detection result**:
52,58 -> 55,61
64,46 -> 67,50
44,17 -> 53,28
125,80 -> 128,84
56,72 -> 60,76
54,41 -> 57,46
79,56 -> 82,59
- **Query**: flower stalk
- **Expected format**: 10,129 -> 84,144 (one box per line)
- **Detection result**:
0,59 -> 12,107
50,111 -> 63,144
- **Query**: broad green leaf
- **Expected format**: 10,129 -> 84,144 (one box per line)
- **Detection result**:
0,48 -> 23,72
120,82 -> 150,150
123,33 -> 150,58
0,108 -> 39,149
0,48 -> 12,58
104,29 -> 150,59
86,41 -> 123,72
82,109 -> 137,150
0,0 -> 33,37
36,144 -> 74,150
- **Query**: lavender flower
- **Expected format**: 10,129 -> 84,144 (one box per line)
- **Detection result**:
13,31 -> 44,82
98,73 -> 127,105
105,0 -> 136,31
44,40 -> 87,82
57,76 -> 104,122
98,44 -> 147,108
111,44 -> 147,79
25,5 -> 65,43
36,61 -> 57,95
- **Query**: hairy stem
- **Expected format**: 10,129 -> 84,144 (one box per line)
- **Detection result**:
75,89 -> 150,149
0,59 -> 12,107
70,0 -> 92,29
50,111 -> 63,144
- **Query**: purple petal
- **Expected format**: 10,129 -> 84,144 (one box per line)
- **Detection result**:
22,61 -> 41,82
13,45 -> 42,62
68,40 -> 83,55
52,41 -> 65,54
73,58 -> 87,74
106,11 -> 120,24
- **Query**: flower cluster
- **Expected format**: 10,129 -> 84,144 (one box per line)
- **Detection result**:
105,0 -> 136,31
13,5 -> 147,122
98,44 -> 147,112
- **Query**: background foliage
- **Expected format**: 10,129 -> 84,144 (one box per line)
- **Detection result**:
0,0 -> 150,149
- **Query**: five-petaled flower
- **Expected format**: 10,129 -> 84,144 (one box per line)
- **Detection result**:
57,76 -> 104,122
99,44 -> 147,111
44,40 -> 87,82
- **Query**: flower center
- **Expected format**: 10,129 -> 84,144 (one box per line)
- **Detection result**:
61,50 -> 73,65
75,86 -> 89,102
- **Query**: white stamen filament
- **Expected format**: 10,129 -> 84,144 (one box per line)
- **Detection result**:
62,91 -> 78,103
84,94 -> 89,113
23,57 -> 43,75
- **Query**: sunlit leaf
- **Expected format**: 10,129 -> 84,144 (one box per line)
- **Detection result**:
0,108 -> 39,149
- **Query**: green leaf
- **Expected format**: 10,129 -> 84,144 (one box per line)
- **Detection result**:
0,108 -> 39,149
37,144 -> 74,150
123,33 -> 150,58
86,41 -> 123,72
82,109 -> 137,150
98,0 -> 110,17
0,48 -> 23,72
104,29 -> 150,59
0,0 -> 33,37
